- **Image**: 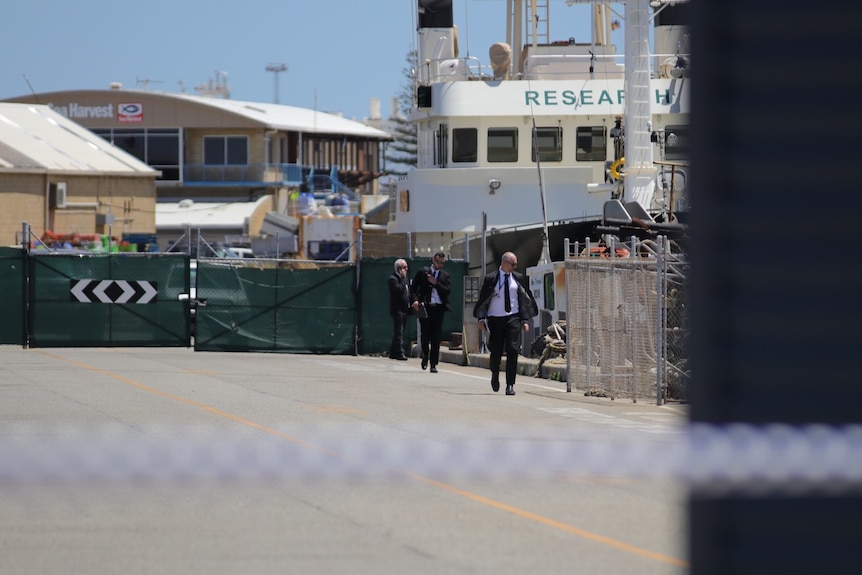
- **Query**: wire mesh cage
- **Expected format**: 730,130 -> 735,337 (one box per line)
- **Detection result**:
565,237 -> 688,403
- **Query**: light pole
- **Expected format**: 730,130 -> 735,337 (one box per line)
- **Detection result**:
265,63 -> 288,104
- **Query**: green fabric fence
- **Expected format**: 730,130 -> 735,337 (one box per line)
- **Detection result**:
0,247 -> 24,345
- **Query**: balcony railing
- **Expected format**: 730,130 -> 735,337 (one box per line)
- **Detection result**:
182,163 -> 309,186
180,164 -> 358,202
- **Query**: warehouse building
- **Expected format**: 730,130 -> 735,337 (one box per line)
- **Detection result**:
4,88 -> 393,251
0,102 -> 159,247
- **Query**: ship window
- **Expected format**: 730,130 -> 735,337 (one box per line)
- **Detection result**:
575,126 -> 607,161
663,125 -> 689,161
204,136 -> 248,165
531,127 -> 562,162
487,128 -> 518,162
452,128 -> 478,163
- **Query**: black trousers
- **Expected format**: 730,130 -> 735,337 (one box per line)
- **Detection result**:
418,304 -> 446,366
390,311 -> 407,357
487,314 -> 522,386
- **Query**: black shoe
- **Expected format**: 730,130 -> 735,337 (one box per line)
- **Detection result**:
505,384 -> 515,396
390,354 -> 408,361
491,375 -> 500,393
430,366 -> 438,373
421,358 -> 428,370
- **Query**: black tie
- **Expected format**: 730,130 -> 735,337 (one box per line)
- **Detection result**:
504,274 -> 511,313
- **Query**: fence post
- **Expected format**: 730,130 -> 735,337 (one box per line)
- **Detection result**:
585,238 -> 593,393
655,236 -> 667,405
21,221 -> 31,349
564,239 -> 572,393
354,229 -> 363,356
355,229 -> 363,290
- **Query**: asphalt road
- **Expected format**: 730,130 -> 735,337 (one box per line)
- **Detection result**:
0,347 -> 689,574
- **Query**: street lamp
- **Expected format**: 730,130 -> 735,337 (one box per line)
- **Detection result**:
265,63 -> 288,104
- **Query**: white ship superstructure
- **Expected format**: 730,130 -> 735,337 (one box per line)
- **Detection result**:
389,1 -> 690,259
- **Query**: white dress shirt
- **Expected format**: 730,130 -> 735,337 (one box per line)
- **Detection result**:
487,269 -> 518,317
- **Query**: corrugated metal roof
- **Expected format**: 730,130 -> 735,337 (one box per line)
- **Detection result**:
156,197 -> 270,231
0,103 -> 157,174
166,92 -> 393,139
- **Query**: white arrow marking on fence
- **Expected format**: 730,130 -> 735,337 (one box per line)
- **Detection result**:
113,280 -> 136,304
92,280 -> 114,303
70,280 -> 92,303
138,281 -> 158,304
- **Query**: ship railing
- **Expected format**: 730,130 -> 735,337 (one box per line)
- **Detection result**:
422,55 -> 487,84
420,50 -> 689,84
522,51 -> 625,80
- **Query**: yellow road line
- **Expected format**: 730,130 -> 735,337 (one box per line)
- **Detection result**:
37,349 -> 689,569
406,472 -> 688,567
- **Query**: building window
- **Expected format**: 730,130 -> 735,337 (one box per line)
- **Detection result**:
120,132 -> 146,161
487,128 -> 518,162
93,128 -> 180,181
204,136 -> 248,165
452,128 -> 477,163
532,126 -> 562,162
147,129 -> 181,180
575,126 -> 607,162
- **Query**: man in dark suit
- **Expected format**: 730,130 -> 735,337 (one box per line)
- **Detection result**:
388,258 -> 411,360
410,252 -> 452,373
473,251 -> 537,395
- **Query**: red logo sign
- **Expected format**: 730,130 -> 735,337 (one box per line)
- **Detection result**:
118,102 -> 143,123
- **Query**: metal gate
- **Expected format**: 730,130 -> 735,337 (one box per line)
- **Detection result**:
26,252 -> 191,347
193,258 -> 357,354
565,237 -> 689,404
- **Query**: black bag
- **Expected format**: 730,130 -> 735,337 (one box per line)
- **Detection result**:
416,302 -> 428,319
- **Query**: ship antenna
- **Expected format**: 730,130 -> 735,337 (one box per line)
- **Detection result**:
528,84 -> 551,265
463,0 -> 471,57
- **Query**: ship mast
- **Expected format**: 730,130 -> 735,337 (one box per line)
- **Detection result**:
621,0 -> 658,211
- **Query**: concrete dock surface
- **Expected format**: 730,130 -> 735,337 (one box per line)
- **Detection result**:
0,346 -> 688,575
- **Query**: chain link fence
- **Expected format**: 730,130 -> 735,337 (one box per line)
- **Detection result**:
565,237 -> 688,404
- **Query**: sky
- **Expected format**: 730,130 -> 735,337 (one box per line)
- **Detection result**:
1,1 -> 626,123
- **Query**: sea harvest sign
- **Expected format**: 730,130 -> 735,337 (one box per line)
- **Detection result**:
47,102 -> 143,123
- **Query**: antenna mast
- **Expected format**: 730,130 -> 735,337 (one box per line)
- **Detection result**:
265,63 -> 288,104
22,74 -> 41,104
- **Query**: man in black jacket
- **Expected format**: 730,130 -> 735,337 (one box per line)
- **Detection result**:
473,251 -> 537,395
388,258 -> 411,360
410,252 -> 452,373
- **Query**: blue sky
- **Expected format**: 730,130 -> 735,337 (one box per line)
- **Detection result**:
1,1 -> 624,122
